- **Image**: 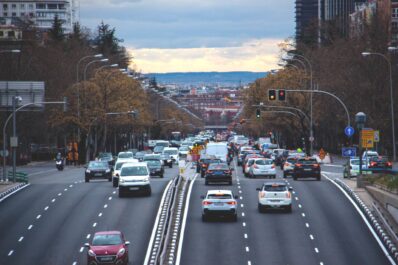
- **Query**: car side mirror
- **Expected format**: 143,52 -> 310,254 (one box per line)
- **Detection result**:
288,187 -> 293,191
256,188 -> 261,191
200,195 -> 205,199
84,243 -> 90,248
125,241 -> 130,246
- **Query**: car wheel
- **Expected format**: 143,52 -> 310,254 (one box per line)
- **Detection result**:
317,176 -> 321,181
273,175 -> 276,179
202,214 -> 207,222
283,173 -> 286,178
160,174 -> 164,178
85,177 -> 89,183
258,203 -> 264,213
286,205 -> 292,213
169,164 -> 172,168
108,177 -> 112,182
147,188 -> 152,196
112,178 -> 118,187
293,175 -> 297,180
228,180 -> 232,185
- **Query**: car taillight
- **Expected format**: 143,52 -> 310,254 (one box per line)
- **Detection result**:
253,164 -> 259,169
259,191 -> 265,198
227,201 -> 237,205
286,191 -> 291,198
271,164 -> 275,169
203,201 -> 212,205
313,164 -> 320,168
387,162 -> 392,167
296,163 -> 302,167
370,162 -> 377,167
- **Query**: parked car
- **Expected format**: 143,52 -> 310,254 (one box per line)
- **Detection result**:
85,161 -> 112,183
343,158 -> 370,178
85,231 -> 130,265
201,190 -> 238,221
146,160 -> 164,178
205,163 -> 233,185
248,158 -> 276,178
118,162 -> 151,197
257,181 -> 293,213
293,157 -> 321,181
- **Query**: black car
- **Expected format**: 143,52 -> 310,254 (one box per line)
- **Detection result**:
134,151 -> 146,161
197,158 -> 222,177
293,158 -> 321,181
205,163 -> 233,185
85,161 -> 112,182
146,160 -> 164,178
369,156 -> 392,172
98,152 -> 115,167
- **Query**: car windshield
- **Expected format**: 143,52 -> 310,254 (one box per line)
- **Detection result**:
287,158 -> 297,163
371,157 -> 389,162
121,166 -> 148,176
119,153 -> 133,158
207,194 -> 232,199
92,234 -> 122,246
164,150 -> 178,155
147,160 -> 161,166
255,159 -> 272,165
264,184 -> 287,192
88,162 -> 108,169
208,164 -> 229,170
115,162 -> 126,170
154,146 -> 164,152
135,152 -> 145,157
98,153 -> 112,159
156,142 -> 169,147
298,159 -> 318,164
180,146 -> 189,151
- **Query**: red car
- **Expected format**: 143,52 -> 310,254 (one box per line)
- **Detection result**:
85,231 -> 130,265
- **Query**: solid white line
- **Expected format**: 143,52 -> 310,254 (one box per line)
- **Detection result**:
310,234 -> 314,240
28,169 -> 56,176
28,225 -> 33,230
8,250 -> 14,256
18,236 -> 24,242
36,214 -> 41,219
244,233 -> 248,239
145,179 -> 174,265
44,206 -> 49,211
86,234 -> 91,239
315,247 -> 319,253
322,173 -> 397,265
0,183 -> 30,203
80,247 -> 84,253
245,246 -> 250,252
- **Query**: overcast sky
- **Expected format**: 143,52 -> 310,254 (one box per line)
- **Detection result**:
80,0 -> 295,73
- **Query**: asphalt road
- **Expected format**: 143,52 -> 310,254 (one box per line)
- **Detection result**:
0,162 -> 177,265
180,158 -> 393,265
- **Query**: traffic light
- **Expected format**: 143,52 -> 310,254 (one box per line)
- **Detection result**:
256,108 -> 261,119
268,89 -> 276,101
278,89 -> 286,101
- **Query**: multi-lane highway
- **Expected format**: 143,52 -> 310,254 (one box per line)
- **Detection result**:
180,159 -> 393,265
0,162 -> 177,265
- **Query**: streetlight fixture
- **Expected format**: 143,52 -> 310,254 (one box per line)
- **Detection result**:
0,49 -> 21,54
95,63 -> 119,74
361,51 -> 396,161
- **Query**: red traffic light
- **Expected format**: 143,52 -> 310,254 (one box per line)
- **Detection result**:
278,89 -> 286,101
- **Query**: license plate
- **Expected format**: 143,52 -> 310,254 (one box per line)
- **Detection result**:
129,187 -> 139,191
261,170 -> 268,173
304,168 -> 311,171
95,173 -> 103,176
214,202 -> 224,206
100,257 -> 113,261
271,200 -> 281,202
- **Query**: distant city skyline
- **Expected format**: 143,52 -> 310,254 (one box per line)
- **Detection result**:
80,0 -> 295,73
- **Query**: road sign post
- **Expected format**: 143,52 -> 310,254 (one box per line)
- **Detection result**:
361,129 -> 374,149
342,147 -> 356,157
345,126 -> 354,137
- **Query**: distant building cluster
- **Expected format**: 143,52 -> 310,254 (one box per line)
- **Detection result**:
296,0 -> 398,46
0,0 -> 77,41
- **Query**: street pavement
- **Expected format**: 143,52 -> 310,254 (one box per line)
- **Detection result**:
0,162 -> 177,265
180,158 -> 393,265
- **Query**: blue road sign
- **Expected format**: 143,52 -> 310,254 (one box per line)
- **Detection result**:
344,126 -> 355,137
342,147 -> 356,157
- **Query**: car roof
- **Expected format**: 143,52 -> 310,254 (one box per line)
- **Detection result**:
263,181 -> 287,186
207,190 -> 233,195
121,162 -> 148,167
164,147 -> 178,150
116,158 -> 138,163
94,231 -> 122,235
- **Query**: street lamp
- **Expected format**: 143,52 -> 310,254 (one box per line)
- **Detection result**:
0,49 -> 21,54
83,58 -> 109,82
95,63 -> 119,74
361,51 -> 396,161
355,112 -> 366,187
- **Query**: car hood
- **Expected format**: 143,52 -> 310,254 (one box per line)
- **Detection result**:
120,175 -> 149,181
91,245 -> 122,255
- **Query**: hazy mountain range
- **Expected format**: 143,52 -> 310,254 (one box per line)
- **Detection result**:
145,71 -> 267,87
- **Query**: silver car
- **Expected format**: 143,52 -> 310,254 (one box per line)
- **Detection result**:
201,190 -> 238,222
257,181 -> 293,213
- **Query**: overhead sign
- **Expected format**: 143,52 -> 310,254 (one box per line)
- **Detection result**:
361,129 -> 374,148
342,147 -> 356,157
344,126 -> 354,137
374,130 -> 380,143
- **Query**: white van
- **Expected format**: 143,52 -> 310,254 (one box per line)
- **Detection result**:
118,162 -> 151,197
204,142 -> 229,162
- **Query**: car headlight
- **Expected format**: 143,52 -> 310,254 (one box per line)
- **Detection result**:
88,249 -> 96,257
143,177 -> 150,182
106,169 -> 111,173
119,178 -> 125,183
117,248 -> 125,257
86,170 -> 91,173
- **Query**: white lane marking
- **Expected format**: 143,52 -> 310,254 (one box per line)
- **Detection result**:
86,234 -> 91,239
320,262 -> 324,265
245,246 -> 250,252
108,197 -> 112,201
302,213 -> 306,217
69,184 -> 73,188
248,261 -> 252,265
315,248 -> 319,253
80,247 -> 84,253
147,179 -> 175,265
58,193 -> 62,196
244,233 -> 248,239
238,186 -> 241,189
72,262 -> 77,265
322,173 -> 397,265
8,250 -> 14,256
44,206 -> 49,211
298,204 -> 302,208
28,225 -> 33,230
18,236 -> 24,242
293,191 -> 296,194
64,188 -> 68,191
310,234 -> 314,240
113,191 -> 116,194
295,197 -> 298,201
242,212 -> 245,217
36,214 -> 41,219
242,222 -> 246,227
239,190 -> 242,194
51,198 -> 56,203
241,204 -> 244,208
74,181 -> 78,184
98,212 -> 103,217
240,196 -> 243,200
305,223 -> 309,228
92,222 -> 97,227
104,204 -> 108,208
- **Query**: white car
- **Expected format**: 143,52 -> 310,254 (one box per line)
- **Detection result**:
178,146 -> 190,157
112,158 -> 139,187
344,158 -> 371,178
201,190 -> 238,222
248,158 -> 276,178
283,156 -> 298,178
362,151 -> 379,166
117,151 -> 134,159
243,158 -> 256,177
118,162 -> 151,197
163,147 -> 179,163
257,181 -> 293,213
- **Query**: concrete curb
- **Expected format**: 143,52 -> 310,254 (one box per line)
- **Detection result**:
0,183 -> 30,203
333,178 -> 398,263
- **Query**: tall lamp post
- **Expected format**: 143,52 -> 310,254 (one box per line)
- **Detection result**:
356,112 -> 366,188
362,50 -> 396,161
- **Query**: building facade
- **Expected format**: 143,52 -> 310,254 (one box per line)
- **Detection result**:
0,0 -> 76,33
295,0 -> 320,44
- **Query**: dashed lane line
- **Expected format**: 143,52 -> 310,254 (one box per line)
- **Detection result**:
18,237 -> 23,242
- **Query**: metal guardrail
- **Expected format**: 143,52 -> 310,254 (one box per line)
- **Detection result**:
7,171 -> 28,183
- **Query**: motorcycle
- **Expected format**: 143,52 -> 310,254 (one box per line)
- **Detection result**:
56,159 -> 64,171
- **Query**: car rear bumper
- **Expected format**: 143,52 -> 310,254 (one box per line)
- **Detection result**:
203,208 -> 236,216
293,170 -> 320,178
119,183 -> 151,193
259,198 -> 291,207
205,175 -> 232,182
86,172 -> 111,179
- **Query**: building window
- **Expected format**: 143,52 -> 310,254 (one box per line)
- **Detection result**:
393,22 -> 398,30
0,31 -> 3,37
8,31 -> 15,37
48,4 -> 57,9
36,3 -> 46,9
29,4 -> 34,9
20,4 -> 25,9
12,12 -> 16,17
3,4 -> 8,10
3,12 -> 7,17
393,8 -> 398,18
21,12 -> 25,16
11,4 -> 16,9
